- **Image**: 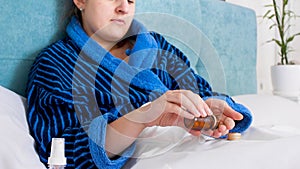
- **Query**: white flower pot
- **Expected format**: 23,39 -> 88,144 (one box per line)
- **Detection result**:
271,65 -> 300,101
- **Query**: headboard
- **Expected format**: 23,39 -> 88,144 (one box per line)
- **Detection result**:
0,0 -> 257,97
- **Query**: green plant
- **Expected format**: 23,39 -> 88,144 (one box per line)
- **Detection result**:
263,0 -> 300,65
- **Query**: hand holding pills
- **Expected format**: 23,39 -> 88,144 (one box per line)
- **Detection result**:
184,98 -> 244,139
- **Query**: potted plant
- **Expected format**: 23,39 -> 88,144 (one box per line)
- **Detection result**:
263,0 -> 300,101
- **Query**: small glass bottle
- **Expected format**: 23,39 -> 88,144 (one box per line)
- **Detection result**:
184,115 -> 219,131
48,138 -> 67,169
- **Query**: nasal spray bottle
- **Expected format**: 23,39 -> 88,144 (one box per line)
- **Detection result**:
48,138 -> 67,169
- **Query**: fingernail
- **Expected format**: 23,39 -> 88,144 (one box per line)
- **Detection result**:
240,114 -> 244,119
200,109 -> 207,117
195,109 -> 201,117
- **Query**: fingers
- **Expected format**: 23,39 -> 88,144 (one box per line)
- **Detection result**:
223,105 -> 243,121
143,90 -> 213,129
205,98 -> 243,121
206,115 -> 235,138
188,130 -> 201,137
144,90 -> 243,139
222,116 -> 235,129
197,99 -> 239,138
165,90 -> 211,118
165,103 -> 194,119
182,98 -> 243,138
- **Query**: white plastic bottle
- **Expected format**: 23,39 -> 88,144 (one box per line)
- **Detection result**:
48,138 -> 67,169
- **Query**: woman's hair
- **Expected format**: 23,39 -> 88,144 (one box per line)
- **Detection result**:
71,4 -> 83,23
67,2 -> 82,23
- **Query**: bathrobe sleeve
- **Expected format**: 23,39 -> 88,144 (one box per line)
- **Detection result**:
151,32 -> 252,133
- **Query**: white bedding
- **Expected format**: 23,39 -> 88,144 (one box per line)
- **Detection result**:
0,86 -> 45,169
124,95 -> 300,169
1,85 -> 300,169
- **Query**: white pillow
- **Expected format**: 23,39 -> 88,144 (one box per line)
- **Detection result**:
233,94 -> 300,128
0,86 -> 45,169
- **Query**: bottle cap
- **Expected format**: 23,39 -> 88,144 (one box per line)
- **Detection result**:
48,138 -> 67,165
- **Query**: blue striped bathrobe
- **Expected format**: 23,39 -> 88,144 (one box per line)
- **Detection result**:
26,17 -> 252,169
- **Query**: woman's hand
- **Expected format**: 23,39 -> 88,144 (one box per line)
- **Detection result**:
203,98 -> 244,138
138,90 -> 211,136
137,90 -> 243,138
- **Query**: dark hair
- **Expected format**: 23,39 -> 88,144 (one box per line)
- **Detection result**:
63,2 -> 82,24
71,4 -> 83,23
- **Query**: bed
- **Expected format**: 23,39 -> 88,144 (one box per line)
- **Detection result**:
1,85 -> 300,169
1,0 -> 300,169
124,94 -> 300,169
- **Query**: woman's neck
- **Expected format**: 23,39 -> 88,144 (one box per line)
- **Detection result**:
109,39 -> 134,62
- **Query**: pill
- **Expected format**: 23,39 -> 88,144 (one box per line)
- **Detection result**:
227,132 -> 241,141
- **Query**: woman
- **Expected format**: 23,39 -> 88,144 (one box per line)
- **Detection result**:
26,0 -> 252,168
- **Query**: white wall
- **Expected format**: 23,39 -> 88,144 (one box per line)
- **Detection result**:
226,0 -> 300,94
290,0 -> 300,62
